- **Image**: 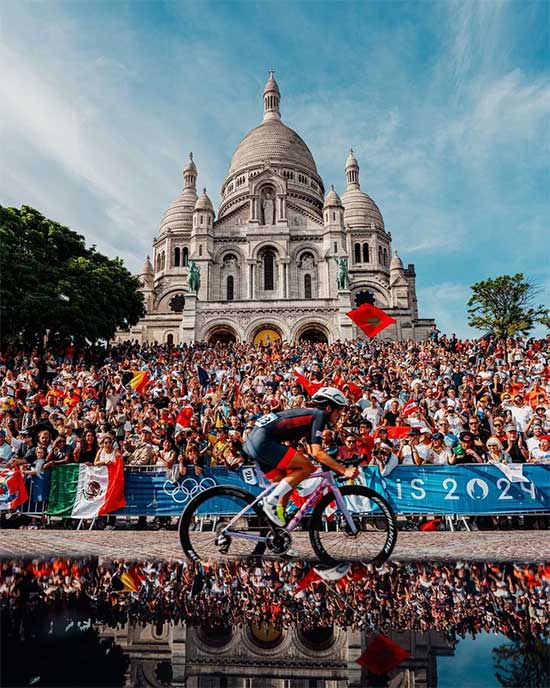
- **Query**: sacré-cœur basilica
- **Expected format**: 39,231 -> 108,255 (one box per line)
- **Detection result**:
122,72 -> 434,346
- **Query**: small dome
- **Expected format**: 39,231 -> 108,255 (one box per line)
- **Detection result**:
264,70 -> 280,95
141,255 -> 153,275
159,187 -> 198,235
345,148 -> 359,169
341,188 -> 385,229
194,188 -> 214,213
323,185 -> 342,208
390,251 -> 404,271
183,152 -> 197,174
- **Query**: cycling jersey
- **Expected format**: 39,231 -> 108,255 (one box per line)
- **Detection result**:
243,408 -> 329,475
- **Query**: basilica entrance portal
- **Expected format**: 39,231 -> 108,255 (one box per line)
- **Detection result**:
298,327 -> 328,344
207,327 -> 237,345
252,327 -> 281,346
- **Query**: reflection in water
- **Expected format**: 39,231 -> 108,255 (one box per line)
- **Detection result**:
1,559 -> 549,687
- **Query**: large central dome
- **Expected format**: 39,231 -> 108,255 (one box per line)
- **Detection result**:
227,119 -> 319,178
218,72 -> 324,219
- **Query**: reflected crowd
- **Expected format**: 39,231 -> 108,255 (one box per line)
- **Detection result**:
1,557 -> 549,645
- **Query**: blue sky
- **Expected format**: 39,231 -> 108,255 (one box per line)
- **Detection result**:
1,1 -> 549,337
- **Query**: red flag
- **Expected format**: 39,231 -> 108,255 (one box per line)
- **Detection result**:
401,399 -> 419,417
0,468 -> 28,509
340,381 -> 363,402
176,407 -> 194,429
356,634 -> 410,675
375,426 -> 410,440
293,371 -> 323,397
295,563 -> 351,594
346,304 -> 396,338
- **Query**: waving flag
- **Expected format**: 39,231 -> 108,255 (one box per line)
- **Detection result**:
129,370 -> 150,395
48,459 -> 126,518
346,304 -> 396,338
196,365 -> 210,389
356,634 -> 410,675
0,468 -> 28,510
295,563 -> 351,594
293,371 -> 323,397
401,399 -> 420,417
375,426 -> 410,440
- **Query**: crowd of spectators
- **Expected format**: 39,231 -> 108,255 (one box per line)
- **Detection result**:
0,333 -> 549,525
1,557 -> 548,646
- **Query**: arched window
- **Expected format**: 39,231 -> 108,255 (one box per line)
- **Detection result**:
354,243 -> 361,263
362,244 -> 370,263
162,252 -> 166,269
378,246 -> 382,264
227,275 -> 234,301
174,247 -> 180,267
199,245 -> 203,257
304,274 -> 312,299
383,248 -> 388,266
263,251 -> 274,291
182,247 -> 189,266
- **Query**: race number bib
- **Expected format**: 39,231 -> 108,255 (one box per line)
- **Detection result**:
255,412 -> 278,428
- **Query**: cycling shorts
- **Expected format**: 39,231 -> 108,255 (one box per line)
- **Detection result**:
243,428 -> 297,479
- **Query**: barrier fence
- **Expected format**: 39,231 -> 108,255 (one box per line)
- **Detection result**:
7,464 -> 550,519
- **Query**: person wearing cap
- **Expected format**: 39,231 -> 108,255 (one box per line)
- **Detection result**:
435,418 -> 459,449
211,426 -> 230,467
528,435 -> 550,464
449,431 -> 484,465
398,427 -> 426,466
371,439 -> 399,476
125,426 -> 155,466
502,425 -> 529,463
426,432 -> 452,465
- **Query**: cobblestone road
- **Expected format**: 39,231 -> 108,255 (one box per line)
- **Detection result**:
1,530 -> 548,562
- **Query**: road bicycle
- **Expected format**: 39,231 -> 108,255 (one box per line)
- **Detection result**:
179,458 -> 397,566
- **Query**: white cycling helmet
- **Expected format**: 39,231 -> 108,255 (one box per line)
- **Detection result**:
311,386 -> 349,408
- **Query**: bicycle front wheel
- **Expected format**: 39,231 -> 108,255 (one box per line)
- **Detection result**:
309,485 -> 397,566
179,486 -> 270,563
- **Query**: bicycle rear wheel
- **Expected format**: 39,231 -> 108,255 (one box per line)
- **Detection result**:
309,485 -> 397,566
179,486 -> 270,562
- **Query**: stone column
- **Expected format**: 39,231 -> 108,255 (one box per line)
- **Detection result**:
249,195 -> 259,223
281,258 -> 290,299
179,293 -> 198,344
276,193 -> 288,224
246,259 -> 256,300
337,290 -> 354,341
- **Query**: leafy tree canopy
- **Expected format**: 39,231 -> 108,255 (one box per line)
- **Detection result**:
468,273 -> 549,342
0,205 -> 145,347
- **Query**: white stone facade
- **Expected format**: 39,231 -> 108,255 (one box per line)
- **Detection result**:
122,72 -> 434,345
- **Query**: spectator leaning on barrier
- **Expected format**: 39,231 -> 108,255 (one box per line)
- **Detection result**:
449,432 -> 484,465
503,425 -> 529,464
528,435 -> 550,464
125,427 -> 155,466
426,432 -> 452,465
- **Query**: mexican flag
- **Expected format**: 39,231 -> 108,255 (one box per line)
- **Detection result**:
48,459 -> 126,518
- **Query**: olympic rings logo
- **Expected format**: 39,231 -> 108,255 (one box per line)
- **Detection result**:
162,477 -> 217,504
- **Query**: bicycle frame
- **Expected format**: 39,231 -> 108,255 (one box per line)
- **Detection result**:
221,466 -> 359,543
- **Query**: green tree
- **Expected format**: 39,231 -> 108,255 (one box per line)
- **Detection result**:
493,634 -> 550,688
0,205 -> 145,347
468,273 -> 549,358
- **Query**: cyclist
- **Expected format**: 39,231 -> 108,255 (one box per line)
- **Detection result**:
243,387 -> 359,526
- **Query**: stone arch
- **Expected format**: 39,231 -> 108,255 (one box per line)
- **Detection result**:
214,245 -> 245,265
251,241 -> 282,260
291,317 -> 335,343
290,242 -> 321,263
203,322 -> 239,345
154,288 -> 188,313
245,316 -> 289,344
248,171 -> 287,198
164,331 -> 176,345
351,282 -> 390,308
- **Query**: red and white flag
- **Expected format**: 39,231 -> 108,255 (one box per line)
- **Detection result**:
294,563 -> 351,595
401,399 -> 419,417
